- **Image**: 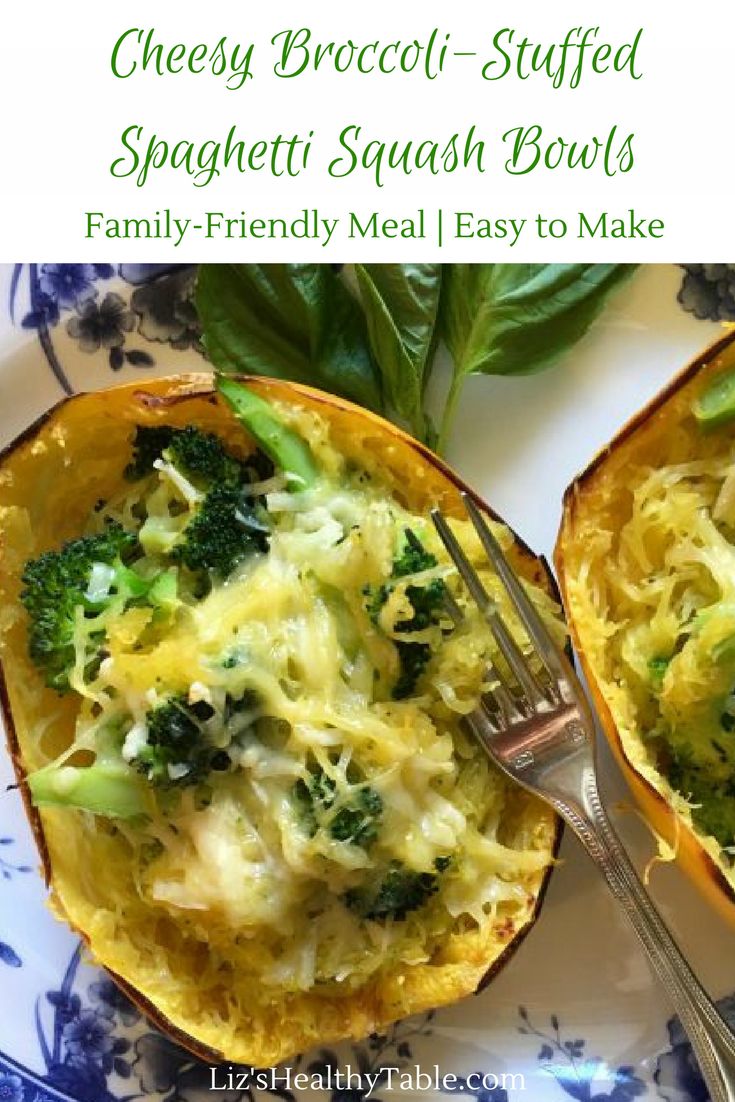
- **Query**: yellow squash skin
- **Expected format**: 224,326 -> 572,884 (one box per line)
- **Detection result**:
555,330 -> 735,926
0,374 -> 560,1065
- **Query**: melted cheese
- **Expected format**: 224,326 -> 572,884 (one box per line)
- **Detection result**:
562,410 -> 735,876
43,410 -> 564,995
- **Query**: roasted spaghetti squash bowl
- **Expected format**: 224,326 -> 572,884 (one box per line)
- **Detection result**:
556,331 -> 735,925
0,374 -> 563,1066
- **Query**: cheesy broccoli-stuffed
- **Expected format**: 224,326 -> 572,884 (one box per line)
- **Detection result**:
556,334 -> 735,923
0,375 -> 562,1065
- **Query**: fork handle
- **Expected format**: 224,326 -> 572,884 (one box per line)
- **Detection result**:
558,769 -> 735,1102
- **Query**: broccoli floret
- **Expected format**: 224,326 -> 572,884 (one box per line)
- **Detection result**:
667,748 -> 735,847
171,485 -> 269,579
21,523 -> 139,692
364,582 -> 389,625
27,761 -> 150,819
365,529 -> 440,626
293,767 -> 382,847
344,859 -> 447,921
166,426 -> 244,487
25,695 -> 226,816
126,421 -> 277,498
392,530 -> 445,633
125,424 -> 245,487
132,695 -> 215,788
124,426 -> 176,481
397,580 -> 446,633
217,378 -> 318,490
329,787 -> 383,846
364,530 -> 446,700
392,528 -> 437,577
127,425 -> 271,585
293,769 -> 336,835
147,568 -> 179,613
393,641 -> 432,700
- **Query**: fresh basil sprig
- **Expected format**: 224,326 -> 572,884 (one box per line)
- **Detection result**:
196,262 -> 635,454
355,264 -> 442,444
436,263 -> 636,451
197,263 -> 382,412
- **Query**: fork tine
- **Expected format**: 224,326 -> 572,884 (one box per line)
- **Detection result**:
461,493 -> 569,692
484,660 -> 527,721
430,508 -> 547,707
442,588 -> 526,720
441,587 -> 464,626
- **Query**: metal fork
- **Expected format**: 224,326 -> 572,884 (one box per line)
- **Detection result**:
431,495 -> 735,1102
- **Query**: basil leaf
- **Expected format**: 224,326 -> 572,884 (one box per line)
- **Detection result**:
355,264 -> 442,441
197,264 -> 382,412
441,264 -> 636,378
437,263 -> 635,449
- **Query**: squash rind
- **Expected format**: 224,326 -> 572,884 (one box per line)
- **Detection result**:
0,373 -> 562,1064
555,329 -> 735,925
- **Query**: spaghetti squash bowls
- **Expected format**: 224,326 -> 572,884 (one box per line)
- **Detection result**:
556,331 -> 735,924
0,374 -> 562,1065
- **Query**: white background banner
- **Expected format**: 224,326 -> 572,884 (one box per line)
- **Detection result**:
1,0 -> 731,259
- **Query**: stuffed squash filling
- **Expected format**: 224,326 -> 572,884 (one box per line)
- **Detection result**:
562,363 -> 735,865
0,378 -> 561,1061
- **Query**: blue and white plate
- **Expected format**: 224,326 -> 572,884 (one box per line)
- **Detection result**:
0,262 -> 732,1102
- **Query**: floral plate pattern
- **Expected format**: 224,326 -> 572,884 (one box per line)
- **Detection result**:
0,263 -> 733,1102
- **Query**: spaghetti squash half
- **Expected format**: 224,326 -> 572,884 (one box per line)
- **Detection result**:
0,375 -> 562,1065
556,331 -> 735,923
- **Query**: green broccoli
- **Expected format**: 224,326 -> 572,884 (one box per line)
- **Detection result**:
125,425 -> 271,582
167,426 -> 243,486
392,528 -> 438,578
393,641 -> 432,701
293,769 -> 336,835
124,425 -> 175,481
171,485 -> 268,579
392,530 -> 445,633
293,766 -> 383,847
147,568 -> 180,613
364,582 -> 389,625
20,522 -> 142,692
329,787 -> 384,846
344,858 -> 449,921
27,761 -> 150,820
216,377 -> 318,490
125,424 -> 244,487
132,695 -> 216,788
365,529 -> 438,626
667,747 -> 735,847
365,529 -> 446,700
27,694 -> 229,817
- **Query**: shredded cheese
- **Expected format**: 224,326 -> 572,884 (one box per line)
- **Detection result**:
23,403 -> 564,1005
